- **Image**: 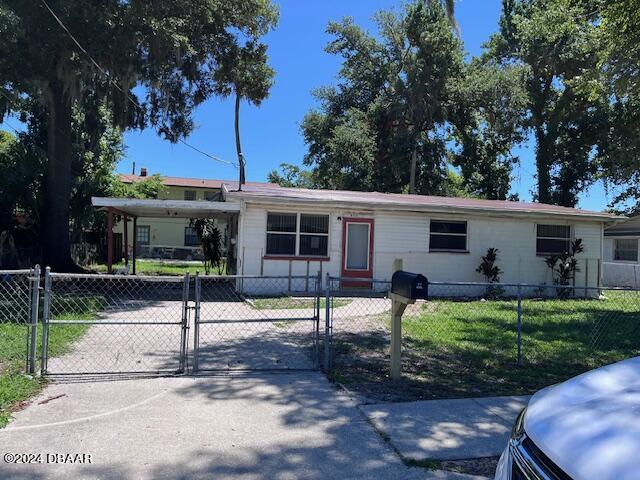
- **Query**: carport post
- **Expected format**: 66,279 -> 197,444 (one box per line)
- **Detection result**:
107,207 -> 114,274
132,216 -> 137,275
123,214 -> 129,268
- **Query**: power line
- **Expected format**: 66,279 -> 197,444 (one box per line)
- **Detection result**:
40,0 -> 237,169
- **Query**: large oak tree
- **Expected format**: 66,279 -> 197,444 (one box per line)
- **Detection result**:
0,0 -> 277,271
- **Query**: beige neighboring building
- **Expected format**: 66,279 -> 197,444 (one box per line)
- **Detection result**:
113,172 -> 273,260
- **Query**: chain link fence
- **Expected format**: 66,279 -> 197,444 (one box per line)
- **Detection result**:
0,268 -> 38,374
326,277 -> 640,401
194,275 -> 321,371
42,271 -> 188,375
3,267 -> 639,397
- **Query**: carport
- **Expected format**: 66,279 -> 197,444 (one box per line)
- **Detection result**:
91,196 -> 241,274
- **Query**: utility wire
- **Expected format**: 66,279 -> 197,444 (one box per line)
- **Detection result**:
40,0 -> 237,169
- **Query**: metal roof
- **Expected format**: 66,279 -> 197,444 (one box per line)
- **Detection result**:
225,184 -> 621,221
91,197 -> 240,218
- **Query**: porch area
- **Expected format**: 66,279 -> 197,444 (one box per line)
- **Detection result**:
91,196 -> 240,274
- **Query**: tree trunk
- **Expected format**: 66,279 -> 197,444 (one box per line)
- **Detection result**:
41,81 -> 78,272
534,126 -> 552,204
234,93 -> 245,190
409,147 -> 417,194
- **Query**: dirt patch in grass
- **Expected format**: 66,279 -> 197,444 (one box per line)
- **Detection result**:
329,293 -> 640,402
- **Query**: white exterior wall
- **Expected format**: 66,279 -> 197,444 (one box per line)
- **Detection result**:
237,202 -> 605,292
602,236 -> 640,287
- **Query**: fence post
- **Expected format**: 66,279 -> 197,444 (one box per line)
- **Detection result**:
179,273 -> 190,373
40,267 -> 51,376
517,283 -> 523,366
193,272 -> 201,373
314,271 -> 321,369
27,265 -> 40,375
324,272 -> 331,371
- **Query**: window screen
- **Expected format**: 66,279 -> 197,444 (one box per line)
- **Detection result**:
536,224 -> 571,255
266,213 -> 297,255
299,214 -> 329,256
614,239 -> 638,261
429,220 -> 467,251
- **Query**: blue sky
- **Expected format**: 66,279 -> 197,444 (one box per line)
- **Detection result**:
5,0 -> 614,210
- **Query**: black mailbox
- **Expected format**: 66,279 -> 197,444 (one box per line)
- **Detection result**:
391,271 -> 429,300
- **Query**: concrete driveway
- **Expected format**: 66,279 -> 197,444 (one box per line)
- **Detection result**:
0,373 -> 479,480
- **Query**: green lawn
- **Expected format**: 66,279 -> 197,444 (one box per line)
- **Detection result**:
251,297 -> 351,310
0,296 -> 102,427
332,290 -> 640,401
89,259 -> 218,276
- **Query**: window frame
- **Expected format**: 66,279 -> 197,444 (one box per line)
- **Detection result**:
135,225 -> 150,245
184,227 -> 200,247
265,212 -> 330,258
614,238 -> 639,262
536,224 -> 573,256
428,219 -> 468,253
184,189 -> 197,201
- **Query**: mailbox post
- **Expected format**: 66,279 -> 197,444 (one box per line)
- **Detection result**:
389,269 -> 429,380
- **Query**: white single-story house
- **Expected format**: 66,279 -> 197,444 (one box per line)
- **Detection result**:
603,215 -> 640,287
94,181 -> 621,293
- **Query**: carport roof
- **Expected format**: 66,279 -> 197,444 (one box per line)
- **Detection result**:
91,196 -> 240,218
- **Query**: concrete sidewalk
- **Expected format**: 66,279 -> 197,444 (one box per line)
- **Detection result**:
361,396 -> 529,462
0,373 -> 481,480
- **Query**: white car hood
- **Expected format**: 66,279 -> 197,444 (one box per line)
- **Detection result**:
525,356 -> 640,480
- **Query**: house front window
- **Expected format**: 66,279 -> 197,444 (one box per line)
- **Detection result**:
429,220 -> 467,252
536,224 -> 571,255
266,212 -> 329,257
184,227 -> 199,247
184,190 -> 196,201
614,238 -> 638,261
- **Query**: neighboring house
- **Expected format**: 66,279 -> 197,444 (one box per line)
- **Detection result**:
113,172 -> 274,260
603,215 -> 640,287
95,180 -> 620,293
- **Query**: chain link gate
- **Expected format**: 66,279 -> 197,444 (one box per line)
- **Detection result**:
38,270 -> 323,375
192,273 -> 322,371
40,269 -> 190,375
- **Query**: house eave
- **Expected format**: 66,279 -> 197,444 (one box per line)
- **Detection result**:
225,192 -> 619,223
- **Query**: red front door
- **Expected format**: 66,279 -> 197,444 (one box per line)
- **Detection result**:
341,218 -> 374,287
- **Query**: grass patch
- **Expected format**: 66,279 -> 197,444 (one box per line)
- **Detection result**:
251,297 -> 350,310
0,295 -> 103,427
89,259 -> 214,276
330,291 -> 640,401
